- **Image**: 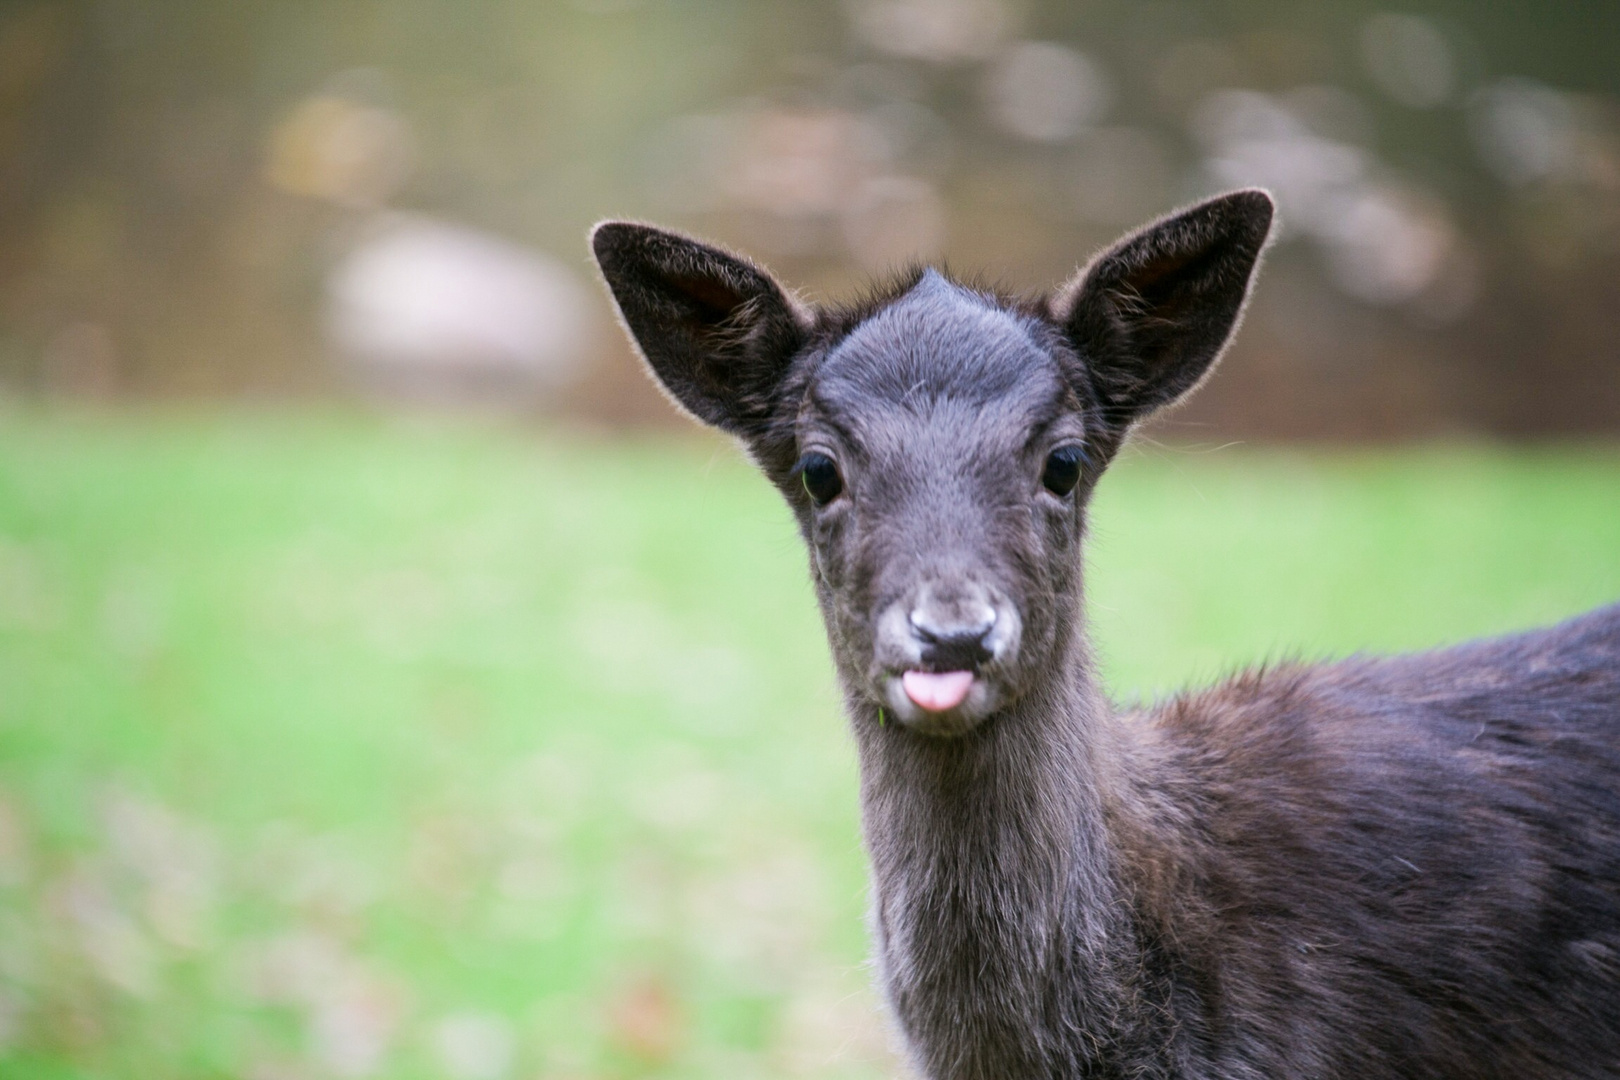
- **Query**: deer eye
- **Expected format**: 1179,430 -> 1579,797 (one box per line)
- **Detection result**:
796,452 -> 844,505
1041,445 -> 1086,497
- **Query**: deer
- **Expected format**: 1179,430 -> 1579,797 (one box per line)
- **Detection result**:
590,189 -> 1620,1080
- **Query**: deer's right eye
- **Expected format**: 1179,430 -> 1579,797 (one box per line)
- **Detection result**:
796,452 -> 844,505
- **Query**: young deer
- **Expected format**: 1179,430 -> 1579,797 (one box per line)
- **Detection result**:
591,190 -> 1620,1080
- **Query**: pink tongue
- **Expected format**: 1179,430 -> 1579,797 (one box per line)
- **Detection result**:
902,670 -> 975,712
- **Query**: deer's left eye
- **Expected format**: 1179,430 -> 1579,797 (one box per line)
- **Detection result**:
1041,445 -> 1086,497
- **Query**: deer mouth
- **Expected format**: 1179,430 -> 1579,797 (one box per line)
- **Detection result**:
880,667 -> 1004,736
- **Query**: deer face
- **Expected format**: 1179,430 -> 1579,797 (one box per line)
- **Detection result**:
592,191 -> 1272,736
788,273 -> 1094,734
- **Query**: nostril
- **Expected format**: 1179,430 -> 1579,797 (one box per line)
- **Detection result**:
908,607 -> 997,669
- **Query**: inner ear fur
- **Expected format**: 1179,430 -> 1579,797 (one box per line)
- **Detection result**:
591,221 -> 809,439
1052,188 -> 1274,431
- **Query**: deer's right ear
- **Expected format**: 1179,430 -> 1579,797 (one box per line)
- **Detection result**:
591,222 -> 809,439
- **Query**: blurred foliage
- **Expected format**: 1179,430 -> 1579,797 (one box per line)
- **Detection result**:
0,410 -> 1617,1076
0,1 -> 1619,433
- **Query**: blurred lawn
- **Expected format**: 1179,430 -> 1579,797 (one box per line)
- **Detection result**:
0,408 -> 1616,1079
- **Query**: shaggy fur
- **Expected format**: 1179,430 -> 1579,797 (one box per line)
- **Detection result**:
591,190 -> 1620,1079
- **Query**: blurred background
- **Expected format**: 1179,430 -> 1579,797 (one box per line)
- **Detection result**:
2,0 -> 1620,434
0,1 -> 1618,1078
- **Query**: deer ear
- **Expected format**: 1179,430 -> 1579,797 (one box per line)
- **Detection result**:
591,222 -> 808,438
1052,189 -> 1273,430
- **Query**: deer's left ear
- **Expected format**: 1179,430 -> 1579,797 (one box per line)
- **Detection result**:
1052,189 -> 1273,430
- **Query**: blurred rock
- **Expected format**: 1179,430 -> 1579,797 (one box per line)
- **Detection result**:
326,215 -> 597,407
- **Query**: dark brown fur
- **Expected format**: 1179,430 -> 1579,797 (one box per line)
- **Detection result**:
591,191 -> 1620,1079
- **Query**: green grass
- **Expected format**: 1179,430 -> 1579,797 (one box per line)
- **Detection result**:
0,407 -> 1616,1079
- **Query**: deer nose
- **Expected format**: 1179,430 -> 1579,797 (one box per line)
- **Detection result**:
909,605 -> 997,670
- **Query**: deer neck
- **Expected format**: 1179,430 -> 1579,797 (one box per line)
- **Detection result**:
848,636 -> 1145,1076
